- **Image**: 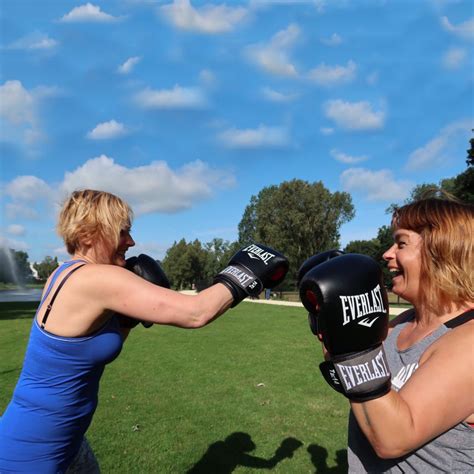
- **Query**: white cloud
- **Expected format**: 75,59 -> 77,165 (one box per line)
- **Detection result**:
406,119 -> 473,171
441,47 -> 467,69
0,80 -> 59,146
7,224 -> 25,236
246,24 -> 300,77
0,80 -> 34,125
59,3 -> 120,23
441,15 -> 474,40
320,127 -> 334,135
5,203 -> 40,220
324,99 -> 385,131
160,0 -> 248,34
307,60 -> 356,86
60,155 -> 235,214
340,168 -> 412,202
199,69 -> 216,87
6,32 -> 58,50
331,149 -> 368,164
218,124 -> 289,149
117,56 -> 142,74
261,87 -> 298,103
87,120 -> 128,140
4,176 -> 53,202
133,85 -> 207,109
320,33 -> 342,46
0,236 -> 29,251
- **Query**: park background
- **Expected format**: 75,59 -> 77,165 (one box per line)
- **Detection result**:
1,1 -> 473,472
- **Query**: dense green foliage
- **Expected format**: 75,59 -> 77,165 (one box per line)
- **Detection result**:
33,256 -> 59,281
238,179 -> 355,285
162,238 -> 240,290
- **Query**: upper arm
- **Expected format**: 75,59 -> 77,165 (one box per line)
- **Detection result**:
84,264 -> 231,328
397,324 -> 474,446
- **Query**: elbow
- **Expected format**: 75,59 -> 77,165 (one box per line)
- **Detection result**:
371,441 -> 411,459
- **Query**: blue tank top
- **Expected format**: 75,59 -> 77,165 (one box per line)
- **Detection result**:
0,261 -> 123,473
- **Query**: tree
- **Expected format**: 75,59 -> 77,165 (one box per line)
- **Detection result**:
34,256 -> 59,281
238,179 -> 355,284
202,238 -> 240,286
343,225 -> 393,289
0,249 -> 33,284
467,129 -> 473,166
161,239 -> 207,290
344,239 -> 381,261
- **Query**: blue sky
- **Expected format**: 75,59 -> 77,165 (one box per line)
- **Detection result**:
1,0 -> 473,263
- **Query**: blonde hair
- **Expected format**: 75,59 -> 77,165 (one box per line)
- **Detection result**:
57,190 -> 133,255
392,197 -> 474,315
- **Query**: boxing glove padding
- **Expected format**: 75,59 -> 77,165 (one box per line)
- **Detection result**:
299,253 -> 389,356
214,243 -> 289,307
298,250 -> 345,337
118,254 -> 170,329
319,345 -> 392,402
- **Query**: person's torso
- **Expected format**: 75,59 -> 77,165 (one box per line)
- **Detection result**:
0,260 -> 123,473
348,309 -> 474,473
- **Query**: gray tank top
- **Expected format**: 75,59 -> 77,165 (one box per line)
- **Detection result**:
347,309 -> 474,473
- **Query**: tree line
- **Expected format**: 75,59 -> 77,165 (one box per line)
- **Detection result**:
3,133 -> 472,289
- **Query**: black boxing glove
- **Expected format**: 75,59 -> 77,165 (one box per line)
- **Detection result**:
298,250 -> 345,337
118,254 -> 170,329
213,243 -> 289,307
299,253 -> 391,401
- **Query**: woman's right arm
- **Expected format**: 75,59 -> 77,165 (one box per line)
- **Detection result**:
91,264 -> 234,328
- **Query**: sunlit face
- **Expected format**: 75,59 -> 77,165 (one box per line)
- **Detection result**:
112,225 -> 135,267
383,229 -> 422,305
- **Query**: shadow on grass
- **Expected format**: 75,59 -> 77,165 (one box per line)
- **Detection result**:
0,301 -> 37,320
307,444 -> 348,473
187,432 -> 303,473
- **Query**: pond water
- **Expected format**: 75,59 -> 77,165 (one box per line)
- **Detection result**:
0,289 -> 42,302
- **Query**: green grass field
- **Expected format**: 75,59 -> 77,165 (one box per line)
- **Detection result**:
1,301 -> 350,473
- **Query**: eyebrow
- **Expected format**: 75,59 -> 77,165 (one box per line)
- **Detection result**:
394,232 -> 409,241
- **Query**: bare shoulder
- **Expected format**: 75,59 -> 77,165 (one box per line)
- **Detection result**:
421,319 -> 474,366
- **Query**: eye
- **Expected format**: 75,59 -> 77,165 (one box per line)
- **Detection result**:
397,241 -> 406,248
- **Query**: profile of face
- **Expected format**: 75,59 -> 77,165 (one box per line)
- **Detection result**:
112,226 -> 135,267
90,226 -> 135,267
383,228 -> 422,305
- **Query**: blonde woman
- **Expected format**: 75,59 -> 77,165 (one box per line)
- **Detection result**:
0,189 -> 288,473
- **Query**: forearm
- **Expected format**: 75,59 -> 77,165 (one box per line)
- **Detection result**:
190,283 -> 234,327
351,391 -> 417,458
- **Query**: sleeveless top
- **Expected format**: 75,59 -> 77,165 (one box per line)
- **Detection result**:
348,309 -> 474,473
0,260 -> 123,473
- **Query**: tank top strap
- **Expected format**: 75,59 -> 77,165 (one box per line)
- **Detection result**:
36,260 -> 87,329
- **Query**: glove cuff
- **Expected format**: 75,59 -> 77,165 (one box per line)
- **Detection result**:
319,345 -> 391,402
214,264 -> 263,307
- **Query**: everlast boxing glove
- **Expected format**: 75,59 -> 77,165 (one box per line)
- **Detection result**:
214,243 -> 289,307
299,253 -> 391,402
297,250 -> 345,337
118,254 -> 171,329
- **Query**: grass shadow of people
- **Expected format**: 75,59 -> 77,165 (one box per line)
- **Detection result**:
307,443 -> 348,473
187,432 -> 302,474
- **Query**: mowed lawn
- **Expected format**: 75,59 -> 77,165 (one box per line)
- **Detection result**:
0,301 -> 349,473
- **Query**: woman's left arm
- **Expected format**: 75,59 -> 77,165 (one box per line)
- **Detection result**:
351,324 -> 474,459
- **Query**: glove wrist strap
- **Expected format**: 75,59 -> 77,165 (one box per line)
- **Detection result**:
320,345 -> 391,402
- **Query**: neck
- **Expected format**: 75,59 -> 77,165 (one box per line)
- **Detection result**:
413,302 -> 472,327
